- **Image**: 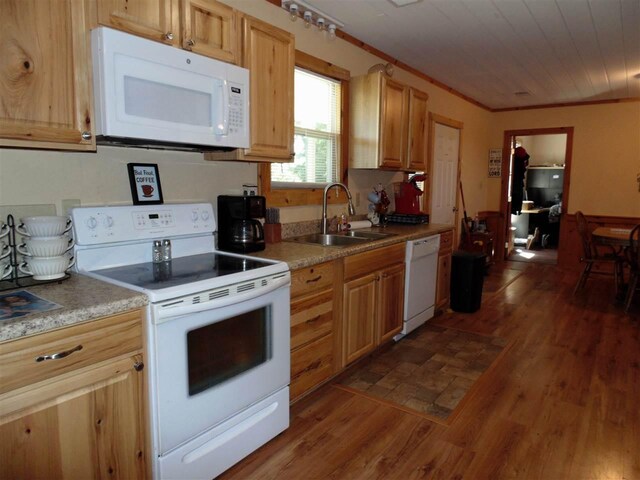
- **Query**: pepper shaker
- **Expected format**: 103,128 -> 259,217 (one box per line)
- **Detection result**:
152,240 -> 162,263
162,239 -> 172,261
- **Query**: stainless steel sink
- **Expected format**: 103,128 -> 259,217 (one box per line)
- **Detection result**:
286,231 -> 396,247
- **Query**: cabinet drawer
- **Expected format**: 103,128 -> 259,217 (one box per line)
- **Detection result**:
439,230 -> 454,252
291,289 -> 333,351
0,310 -> 142,394
291,333 -> 333,401
344,243 -> 404,281
291,261 -> 335,298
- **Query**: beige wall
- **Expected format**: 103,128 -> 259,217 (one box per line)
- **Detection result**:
518,134 -> 567,167
488,102 -> 640,217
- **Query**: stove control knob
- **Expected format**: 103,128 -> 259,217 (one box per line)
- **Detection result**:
201,210 -> 210,221
191,211 -> 199,222
86,216 -> 98,230
102,215 -> 114,228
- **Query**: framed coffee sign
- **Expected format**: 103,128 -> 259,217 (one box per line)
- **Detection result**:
127,163 -> 164,205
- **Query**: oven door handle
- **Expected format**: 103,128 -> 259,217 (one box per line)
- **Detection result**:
154,275 -> 290,322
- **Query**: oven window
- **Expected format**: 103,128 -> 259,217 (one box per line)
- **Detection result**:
187,307 -> 271,396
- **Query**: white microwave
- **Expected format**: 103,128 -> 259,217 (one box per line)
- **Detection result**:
91,27 -> 250,150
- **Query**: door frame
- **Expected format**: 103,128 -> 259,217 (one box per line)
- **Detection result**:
428,112 -> 464,246
499,126 -> 574,261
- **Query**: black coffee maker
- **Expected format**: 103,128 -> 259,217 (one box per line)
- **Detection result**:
217,195 -> 266,253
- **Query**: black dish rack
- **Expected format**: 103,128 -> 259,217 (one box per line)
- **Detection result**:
0,215 -> 70,293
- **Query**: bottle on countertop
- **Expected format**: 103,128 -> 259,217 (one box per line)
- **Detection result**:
152,240 -> 162,263
162,239 -> 172,261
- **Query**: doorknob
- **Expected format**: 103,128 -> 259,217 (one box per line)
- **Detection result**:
452,207 -> 458,212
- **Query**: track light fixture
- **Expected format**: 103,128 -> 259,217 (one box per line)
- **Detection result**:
281,0 -> 344,37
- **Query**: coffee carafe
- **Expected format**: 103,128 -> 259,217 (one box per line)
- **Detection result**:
217,195 -> 266,253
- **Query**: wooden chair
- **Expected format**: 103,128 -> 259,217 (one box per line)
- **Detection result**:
624,224 -> 640,313
573,211 -> 624,295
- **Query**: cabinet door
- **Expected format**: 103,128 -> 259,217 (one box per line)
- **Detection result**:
242,17 -> 294,161
406,88 -> 429,171
0,0 -> 94,150
436,252 -> 452,310
380,77 -> 407,169
377,263 -> 405,344
95,0 -> 179,45
181,0 -> 239,64
0,355 -> 147,479
343,273 -> 377,365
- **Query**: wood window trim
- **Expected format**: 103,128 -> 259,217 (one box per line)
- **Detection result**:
258,51 -> 350,207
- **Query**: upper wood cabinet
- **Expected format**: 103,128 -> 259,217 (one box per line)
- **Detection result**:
180,0 -> 239,64
242,16 -> 295,161
0,0 -> 95,150
351,72 -> 429,171
93,0 -> 180,45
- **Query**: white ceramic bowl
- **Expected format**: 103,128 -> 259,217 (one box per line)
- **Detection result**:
19,254 -> 75,280
18,235 -> 74,257
17,216 -> 71,237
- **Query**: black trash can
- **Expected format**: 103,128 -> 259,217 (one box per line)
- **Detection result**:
450,251 -> 486,313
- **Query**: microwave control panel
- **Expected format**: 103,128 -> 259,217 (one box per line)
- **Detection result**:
228,82 -> 245,135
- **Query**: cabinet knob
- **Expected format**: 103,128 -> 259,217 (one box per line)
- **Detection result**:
134,362 -> 145,372
186,38 -> 195,47
164,32 -> 174,41
81,131 -> 92,140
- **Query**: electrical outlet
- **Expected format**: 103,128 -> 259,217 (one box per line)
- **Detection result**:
355,192 -> 361,207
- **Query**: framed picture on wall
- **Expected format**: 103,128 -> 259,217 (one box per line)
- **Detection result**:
127,163 -> 164,205
489,149 -> 502,177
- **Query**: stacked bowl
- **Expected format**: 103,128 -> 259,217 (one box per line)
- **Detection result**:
17,216 -> 75,280
1,223 -> 12,280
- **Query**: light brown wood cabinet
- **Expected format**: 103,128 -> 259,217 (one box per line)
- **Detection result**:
207,15 -> 294,162
351,71 -> 429,171
289,261 -> 338,402
435,229 -> 453,311
0,0 -> 95,150
342,244 -> 405,366
0,310 -> 148,479
180,0 -> 240,63
93,0 -> 180,46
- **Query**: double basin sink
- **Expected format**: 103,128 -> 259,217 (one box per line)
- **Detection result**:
286,230 -> 396,247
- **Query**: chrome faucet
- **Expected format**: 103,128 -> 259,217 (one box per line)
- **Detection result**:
322,182 -> 356,234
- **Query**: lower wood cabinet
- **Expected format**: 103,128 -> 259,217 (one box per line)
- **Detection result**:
342,243 -> 405,367
0,310 -> 147,479
436,229 -> 453,311
289,261 -> 338,402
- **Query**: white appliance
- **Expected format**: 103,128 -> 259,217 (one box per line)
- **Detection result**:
395,234 -> 440,340
71,203 -> 290,480
91,27 -> 250,150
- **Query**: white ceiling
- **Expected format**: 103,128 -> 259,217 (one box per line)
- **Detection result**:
300,0 -> 640,109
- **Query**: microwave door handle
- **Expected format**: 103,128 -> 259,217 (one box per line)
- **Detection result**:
215,79 -> 229,136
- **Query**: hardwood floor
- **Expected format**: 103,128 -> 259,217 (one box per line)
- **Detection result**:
221,262 -> 639,480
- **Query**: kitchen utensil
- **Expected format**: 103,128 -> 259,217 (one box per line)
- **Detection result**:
17,216 -> 72,237
18,235 -> 74,257
19,253 -> 75,280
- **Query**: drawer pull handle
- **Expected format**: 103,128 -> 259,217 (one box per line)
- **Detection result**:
306,315 -> 320,325
35,344 -> 83,362
306,275 -> 322,284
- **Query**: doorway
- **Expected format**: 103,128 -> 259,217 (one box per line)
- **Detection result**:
499,127 -> 574,264
429,113 -> 463,242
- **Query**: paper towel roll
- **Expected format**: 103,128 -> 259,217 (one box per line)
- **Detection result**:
347,220 -> 373,230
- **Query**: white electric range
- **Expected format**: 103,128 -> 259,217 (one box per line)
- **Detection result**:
71,203 -> 291,480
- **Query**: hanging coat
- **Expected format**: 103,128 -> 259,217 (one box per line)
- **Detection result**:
511,146 -> 530,214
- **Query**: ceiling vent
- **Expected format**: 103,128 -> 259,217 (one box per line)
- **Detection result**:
388,0 -> 422,6
514,91 -> 531,97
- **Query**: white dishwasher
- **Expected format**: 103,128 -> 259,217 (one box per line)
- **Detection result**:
395,234 -> 441,341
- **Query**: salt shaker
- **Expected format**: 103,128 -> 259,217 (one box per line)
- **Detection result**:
152,240 -> 162,263
162,239 -> 172,261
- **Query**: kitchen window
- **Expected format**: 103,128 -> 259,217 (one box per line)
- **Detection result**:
259,51 -> 349,207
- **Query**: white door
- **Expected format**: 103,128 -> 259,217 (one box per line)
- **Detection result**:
430,123 -> 460,225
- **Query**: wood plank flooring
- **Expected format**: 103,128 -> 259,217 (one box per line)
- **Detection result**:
220,262 -> 639,480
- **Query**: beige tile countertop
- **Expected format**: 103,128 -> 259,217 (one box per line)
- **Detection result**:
0,274 -> 148,343
252,223 -> 454,270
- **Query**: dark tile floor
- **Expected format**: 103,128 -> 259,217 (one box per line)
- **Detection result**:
338,324 -> 507,420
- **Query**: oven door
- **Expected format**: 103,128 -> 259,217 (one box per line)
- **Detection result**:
149,277 -> 290,454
